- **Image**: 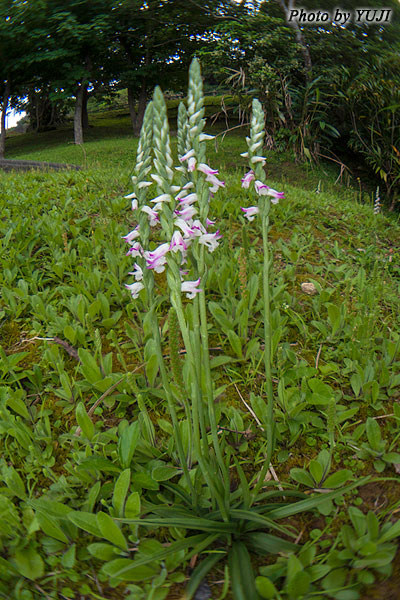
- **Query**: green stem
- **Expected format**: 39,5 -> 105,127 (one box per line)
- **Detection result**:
251,203 -> 275,501
148,298 -> 194,500
192,294 -> 210,459
172,289 -> 229,521
198,245 -> 230,512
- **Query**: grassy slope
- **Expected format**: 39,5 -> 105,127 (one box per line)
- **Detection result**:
1,106 -> 400,599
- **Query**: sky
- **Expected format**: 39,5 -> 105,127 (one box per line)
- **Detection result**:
6,109 -> 26,129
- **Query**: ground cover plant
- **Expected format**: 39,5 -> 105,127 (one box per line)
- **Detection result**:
0,61 -> 400,600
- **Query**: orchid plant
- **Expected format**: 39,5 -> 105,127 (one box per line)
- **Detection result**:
118,60 -> 363,600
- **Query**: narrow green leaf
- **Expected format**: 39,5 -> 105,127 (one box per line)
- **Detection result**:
244,532 -> 298,554
186,553 -> 225,600
118,421 -> 140,469
229,542 -> 259,600
266,478 -> 369,519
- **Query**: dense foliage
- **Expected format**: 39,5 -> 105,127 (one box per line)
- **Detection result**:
0,89 -> 400,598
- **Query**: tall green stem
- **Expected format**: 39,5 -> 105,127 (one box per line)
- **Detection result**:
148,298 -> 194,500
251,201 -> 275,500
198,246 -> 230,511
172,289 -> 229,521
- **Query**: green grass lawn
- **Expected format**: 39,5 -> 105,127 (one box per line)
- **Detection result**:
0,105 -> 400,600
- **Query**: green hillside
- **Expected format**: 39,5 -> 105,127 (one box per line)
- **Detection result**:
0,102 -> 400,600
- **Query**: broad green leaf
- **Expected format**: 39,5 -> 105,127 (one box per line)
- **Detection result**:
78,456 -> 120,473
323,469 -> 352,488
6,389 -> 30,420
101,559 -> 157,581
78,348 -> 102,384
286,570 -> 311,599
14,546 -> 44,580
28,498 -> 72,519
102,534 -> 210,580
290,468 -> 315,488
348,507 -> 367,537
76,401 -> 94,440
63,325 -> 76,344
255,576 -> 277,599
210,355 -> 235,369
350,373 -> 362,397
87,543 -> 121,561
125,492 -> 141,518
97,512 -> 128,550
353,549 -> 396,569
118,421 -> 140,469
36,512 -> 69,543
2,465 -> 26,499
309,460 -> 323,484
144,339 -> 159,386
209,302 -> 234,330
61,544 -> 76,569
68,511 -> 102,537
326,303 -> 341,335
366,417 -> 382,450
286,554 -> 302,581
112,469 -> 131,518
152,466 -> 179,481
379,518 -> 400,543
227,330 -> 242,358
383,452 -> 400,464
366,511 -> 379,541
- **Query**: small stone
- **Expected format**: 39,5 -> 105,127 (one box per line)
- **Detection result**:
301,282 -> 318,295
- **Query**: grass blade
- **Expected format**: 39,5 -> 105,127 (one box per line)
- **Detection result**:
186,552 -> 226,600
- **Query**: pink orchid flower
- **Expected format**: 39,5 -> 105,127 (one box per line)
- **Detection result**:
169,231 -> 188,253
126,242 -> 143,257
241,207 -> 259,221
241,170 -> 255,189
141,205 -> 159,226
122,226 -> 140,244
125,281 -> 145,299
128,263 -> 143,281
199,230 -> 222,252
181,278 -> 202,299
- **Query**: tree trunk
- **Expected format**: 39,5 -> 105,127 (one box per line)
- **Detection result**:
127,86 -> 138,133
278,0 -> 312,80
0,81 -> 11,158
74,83 -> 85,145
81,86 -> 89,129
134,81 -> 147,136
